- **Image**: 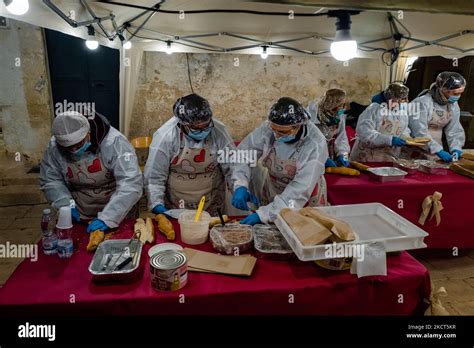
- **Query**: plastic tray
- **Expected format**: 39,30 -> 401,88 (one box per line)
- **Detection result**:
275,203 -> 428,262
253,224 -> 294,260
210,224 -> 253,255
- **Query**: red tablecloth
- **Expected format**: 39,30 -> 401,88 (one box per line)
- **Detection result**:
325,163 -> 474,249
0,219 -> 430,316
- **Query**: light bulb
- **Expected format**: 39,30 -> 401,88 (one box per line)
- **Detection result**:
4,0 -> 29,15
330,40 -> 357,61
260,46 -> 268,59
165,41 -> 173,55
330,28 -> 357,61
123,41 -> 132,50
85,40 -> 99,50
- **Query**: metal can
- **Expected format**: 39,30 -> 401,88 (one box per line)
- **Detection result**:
150,250 -> 188,291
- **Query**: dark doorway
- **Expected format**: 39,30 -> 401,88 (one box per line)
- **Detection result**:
45,29 -> 120,130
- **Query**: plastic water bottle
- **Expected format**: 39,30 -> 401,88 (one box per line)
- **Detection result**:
41,209 -> 57,255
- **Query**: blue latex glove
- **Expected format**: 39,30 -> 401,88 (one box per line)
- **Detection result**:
152,204 -> 168,214
232,186 -> 259,211
325,158 -> 337,168
391,136 -> 406,147
86,218 -> 109,233
71,207 -> 80,223
240,212 -> 261,226
451,149 -> 463,161
336,155 -> 350,167
436,150 -> 452,163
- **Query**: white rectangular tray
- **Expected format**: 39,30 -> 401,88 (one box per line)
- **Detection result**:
274,203 -> 428,262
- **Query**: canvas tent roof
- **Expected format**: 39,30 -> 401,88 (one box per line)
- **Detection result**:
0,0 -> 472,59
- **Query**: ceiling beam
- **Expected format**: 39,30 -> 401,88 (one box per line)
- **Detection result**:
249,0 -> 474,16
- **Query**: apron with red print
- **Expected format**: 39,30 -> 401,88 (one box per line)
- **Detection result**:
66,151 -> 116,219
261,139 -> 327,208
404,105 -> 452,161
165,133 -> 225,215
354,114 -> 404,162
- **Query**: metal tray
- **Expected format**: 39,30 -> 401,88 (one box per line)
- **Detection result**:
367,167 -> 407,182
275,203 -> 428,262
416,160 -> 449,175
88,239 -> 143,282
393,162 -> 419,175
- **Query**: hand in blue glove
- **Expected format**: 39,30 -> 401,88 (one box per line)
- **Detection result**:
87,218 -> 109,233
152,204 -> 168,214
451,149 -> 463,161
240,212 -> 261,226
232,186 -> 259,211
436,150 -> 452,163
336,155 -> 350,167
71,207 -> 81,223
391,136 -> 406,147
325,158 -> 337,168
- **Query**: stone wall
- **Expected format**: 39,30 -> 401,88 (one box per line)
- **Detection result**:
130,52 -> 383,140
0,19 -> 52,163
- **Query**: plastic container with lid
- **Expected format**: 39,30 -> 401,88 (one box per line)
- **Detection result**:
253,224 -> 294,260
210,224 -> 253,255
178,210 -> 211,245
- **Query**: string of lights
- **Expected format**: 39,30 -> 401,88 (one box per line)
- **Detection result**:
4,0 -> 473,63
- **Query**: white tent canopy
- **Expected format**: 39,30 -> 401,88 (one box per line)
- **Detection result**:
0,0 -> 473,58
1,0 -> 472,136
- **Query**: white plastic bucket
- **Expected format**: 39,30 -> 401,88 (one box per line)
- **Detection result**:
178,210 -> 211,245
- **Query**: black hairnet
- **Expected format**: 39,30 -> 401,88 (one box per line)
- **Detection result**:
173,93 -> 212,124
268,97 -> 309,125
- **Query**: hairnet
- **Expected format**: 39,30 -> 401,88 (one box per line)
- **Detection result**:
384,83 -> 409,101
319,88 -> 346,113
173,93 -> 212,125
268,97 -> 309,125
52,111 -> 90,147
435,71 -> 466,91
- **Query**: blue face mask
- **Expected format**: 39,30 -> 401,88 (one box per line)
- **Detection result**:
71,142 -> 91,159
448,95 -> 460,103
337,109 -> 345,116
188,129 -> 211,141
276,135 -> 296,143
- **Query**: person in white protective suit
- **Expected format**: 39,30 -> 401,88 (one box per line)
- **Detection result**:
144,93 -> 236,216
406,71 -> 466,162
39,111 -> 143,233
350,83 -> 411,162
231,97 -> 329,225
307,88 -> 351,167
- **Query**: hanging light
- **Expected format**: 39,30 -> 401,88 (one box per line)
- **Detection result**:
260,46 -> 268,59
118,32 -> 132,50
4,0 -> 29,15
85,25 -> 99,50
328,10 -> 358,61
165,40 -> 173,54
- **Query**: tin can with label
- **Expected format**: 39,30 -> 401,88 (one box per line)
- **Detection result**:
150,250 -> 188,291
